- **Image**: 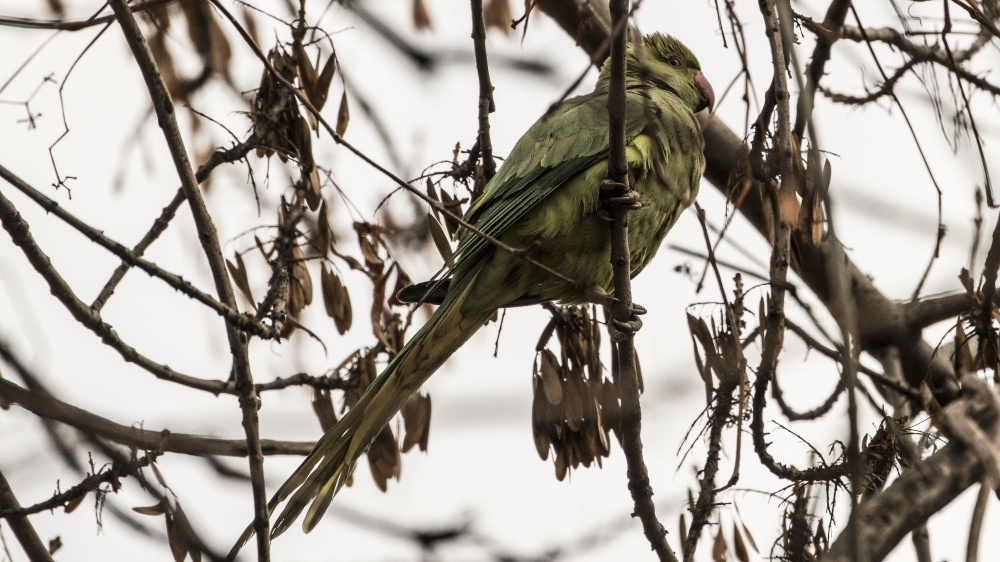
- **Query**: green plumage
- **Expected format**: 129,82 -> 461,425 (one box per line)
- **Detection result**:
229,33 -> 710,558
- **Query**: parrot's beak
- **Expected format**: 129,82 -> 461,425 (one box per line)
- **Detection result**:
695,72 -> 715,113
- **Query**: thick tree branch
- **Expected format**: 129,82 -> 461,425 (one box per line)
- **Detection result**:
823,379 -> 1000,562
0,470 -> 55,562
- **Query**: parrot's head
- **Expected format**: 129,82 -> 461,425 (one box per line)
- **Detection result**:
601,33 -> 715,114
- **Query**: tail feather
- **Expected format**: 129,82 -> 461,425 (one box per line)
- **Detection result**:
227,267 -> 494,560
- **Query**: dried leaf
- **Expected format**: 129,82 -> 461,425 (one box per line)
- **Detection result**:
438,189 -> 461,237
634,347 -> 644,394
427,213 -> 453,261
367,426 -> 401,492
412,0 -> 433,30
295,42 -> 318,95
46,0 -> 65,17
239,5 -> 260,48
289,246 -> 312,304
321,265 -> 352,334
540,349 -> 563,405
388,266 -> 412,307
687,313 -> 715,403
679,514 -> 688,556
758,296 -> 767,342
305,163 -> 322,211
48,536 -> 62,555
318,200 -> 332,258
166,503 -> 198,562
253,235 -> 270,261
426,178 -> 439,204
335,91 -> 350,137
956,319 -> 973,377
133,501 -> 167,516
712,528 -> 727,562
226,255 -> 255,308
733,503 -> 759,552
562,374 -> 584,431
553,447 -> 567,481
313,54 -> 337,111
401,392 -> 432,452
312,389 -> 337,432
733,522 -> 750,562
358,233 -> 383,271
150,462 -> 168,488
483,0 -> 513,34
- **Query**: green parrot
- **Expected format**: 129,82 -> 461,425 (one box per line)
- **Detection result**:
229,32 -> 712,556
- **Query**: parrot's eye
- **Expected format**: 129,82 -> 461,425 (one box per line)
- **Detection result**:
666,57 -> 684,69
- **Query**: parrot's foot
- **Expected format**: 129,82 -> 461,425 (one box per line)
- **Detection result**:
611,316 -> 643,342
584,287 -> 646,341
583,286 -> 618,308
597,180 -> 642,222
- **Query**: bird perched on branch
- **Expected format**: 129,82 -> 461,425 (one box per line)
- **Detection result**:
229,32 -> 713,556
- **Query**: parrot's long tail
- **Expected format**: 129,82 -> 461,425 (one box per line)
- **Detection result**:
228,269 -> 492,559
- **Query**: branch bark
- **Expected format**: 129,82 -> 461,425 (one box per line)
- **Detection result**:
470,0 -> 497,180
0,377 -> 315,458
0,470 -> 55,562
604,2 -> 676,560
823,380 -> 999,561
107,2 -> 270,557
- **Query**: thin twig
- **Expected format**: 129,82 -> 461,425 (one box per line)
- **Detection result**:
0,163 -> 278,340
208,0 -> 577,288
0,455 -> 155,519
107,2 -> 270,558
0,0 -> 175,31
966,482 -> 992,562
0,376 -> 315,458
792,0 -> 852,139
604,2 -> 676,560
92,137 -> 259,311
470,0 -> 497,181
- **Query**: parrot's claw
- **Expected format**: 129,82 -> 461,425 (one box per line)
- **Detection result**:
611,316 -> 643,341
600,179 -> 627,192
605,192 -> 642,209
599,180 -> 642,210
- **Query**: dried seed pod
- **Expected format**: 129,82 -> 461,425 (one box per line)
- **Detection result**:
401,392 -> 432,453
539,349 -> 563,405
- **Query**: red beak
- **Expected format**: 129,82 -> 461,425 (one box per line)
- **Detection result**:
695,72 -> 715,113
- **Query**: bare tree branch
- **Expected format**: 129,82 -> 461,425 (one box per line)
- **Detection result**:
0,470 -> 55,562
107,2 -> 270,557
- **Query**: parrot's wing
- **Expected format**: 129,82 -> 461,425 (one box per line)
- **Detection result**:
445,91 -> 650,280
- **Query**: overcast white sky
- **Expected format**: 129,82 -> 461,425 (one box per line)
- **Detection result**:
0,0 -> 998,560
